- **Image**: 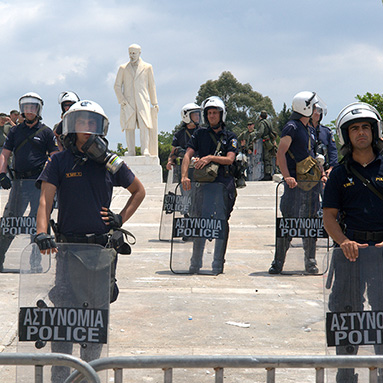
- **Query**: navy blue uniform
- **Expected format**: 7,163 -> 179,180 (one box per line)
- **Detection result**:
4,121 -> 57,176
172,126 -> 196,149
323,154 -> 383,235
317,124 -> 338,169
271,119 -> 320,274
186,125 -> 238,273
281,119 -> 316,178
323,155 -> 383,381
38,150 -> 135,236
188,126 -> 238,188
0,121 -> 57,271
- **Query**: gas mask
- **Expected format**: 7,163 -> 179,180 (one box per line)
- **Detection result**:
81,135 -> 124,174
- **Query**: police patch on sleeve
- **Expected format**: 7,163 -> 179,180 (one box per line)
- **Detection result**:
231,139 -> 238,149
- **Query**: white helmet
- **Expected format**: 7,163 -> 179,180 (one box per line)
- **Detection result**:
62,100 -> 109,137
181,103 -> 201,124
336,102 -> 382,146
201,96 -> 227,125
292,91 -> 318,118
58,91 -> 80,113
19,92 -> 43,120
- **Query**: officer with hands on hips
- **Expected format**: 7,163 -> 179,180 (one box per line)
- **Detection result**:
34,100 -> 145,258
323,102 -> 383,383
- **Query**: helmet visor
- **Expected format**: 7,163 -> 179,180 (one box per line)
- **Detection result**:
313,94 -> 327,116
63,110 -> 107,136
189,110 -> 201,124
19,97 -> 42,118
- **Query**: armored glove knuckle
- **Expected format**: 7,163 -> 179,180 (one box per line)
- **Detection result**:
34,233 -> 57,251
0,173 -> 11,189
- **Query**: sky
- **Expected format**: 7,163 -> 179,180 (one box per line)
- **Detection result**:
0,0 -> 382,150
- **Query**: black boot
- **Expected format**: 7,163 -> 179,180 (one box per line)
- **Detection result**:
268,237 -> 290,274
303,238 -> 318,274
268,260 -> 283,274
336,370 -> 358,383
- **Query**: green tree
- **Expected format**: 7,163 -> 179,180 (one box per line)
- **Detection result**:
112,144 -> 140,156
195,71 -> 276,137
356,92 -> 383,116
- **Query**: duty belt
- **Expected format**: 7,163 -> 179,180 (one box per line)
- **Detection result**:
55,233 -> 109,246
352,230 -> 383,243
14,166 -> 44,179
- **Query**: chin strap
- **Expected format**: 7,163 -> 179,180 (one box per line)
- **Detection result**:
70,145 -> 88,170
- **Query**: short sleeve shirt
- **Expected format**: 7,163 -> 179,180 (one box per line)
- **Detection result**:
4,121 -> 58,172
323,155 -> 383,231
172,126 -> 196,149
281,119 -> 316,178
187,126 -> 238,158
38,150 -> 135,235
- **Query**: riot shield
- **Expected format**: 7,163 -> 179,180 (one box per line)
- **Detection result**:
170,182 -> 229,275
250,139 -> 263,181
324,246 -> 383,382
0,179 -> 40,273
17,243 -> 112,383
159,164 -> 193,241
274,180 -> 329,275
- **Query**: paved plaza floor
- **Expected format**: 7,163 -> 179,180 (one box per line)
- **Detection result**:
0,180 -> 333,382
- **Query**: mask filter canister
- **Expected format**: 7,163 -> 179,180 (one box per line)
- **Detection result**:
81,135 -> 124,174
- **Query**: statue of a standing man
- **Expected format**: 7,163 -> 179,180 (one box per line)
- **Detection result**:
114,44 -> 159,156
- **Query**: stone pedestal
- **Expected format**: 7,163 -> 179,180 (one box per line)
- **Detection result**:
122,155 -> 163,184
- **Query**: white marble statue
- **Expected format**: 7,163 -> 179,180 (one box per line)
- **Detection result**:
114,44 -> 159,156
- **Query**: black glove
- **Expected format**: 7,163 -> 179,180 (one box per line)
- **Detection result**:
34,233 -> 57,251
104,208 -> 123,229
0,173 -> 11,189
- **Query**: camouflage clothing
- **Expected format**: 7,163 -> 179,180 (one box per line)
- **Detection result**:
255,118 -> 277,175
0,125 -> 7,147
237,129 -> 256,153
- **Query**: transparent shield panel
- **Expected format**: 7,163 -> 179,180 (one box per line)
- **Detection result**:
159,165 -> 195,241
17,243 -> 112,383
324,246 -> 383,382
159,165 -> 181,241
0,179 -> 40,273
170,182 -> 229,275
275,181 -> 329,275
248,139 -> 263,181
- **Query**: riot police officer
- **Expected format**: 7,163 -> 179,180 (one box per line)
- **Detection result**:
181,96 -> 238,274
53,91 -> 80,151
323,102 -> 383,382
0,92 -> 58,272
309,105 -> 338,176
269,91 -> 326,274
34,100 -> 145,382
166,103 -> 201,173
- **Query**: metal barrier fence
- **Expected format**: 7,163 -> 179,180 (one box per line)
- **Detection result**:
0,352 -> 100,383
67,355 -> 383,383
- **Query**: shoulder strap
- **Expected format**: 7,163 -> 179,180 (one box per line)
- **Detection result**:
208,132 -> 222,155
263,119 -> 275,139
287,126 -> 311,161
14,124 -> 48,154
349,165 -> 383,201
